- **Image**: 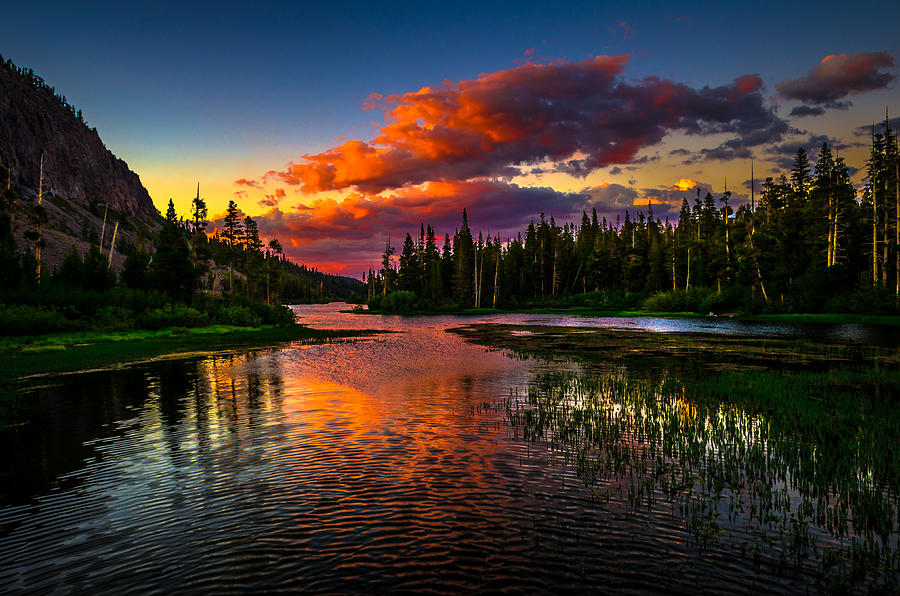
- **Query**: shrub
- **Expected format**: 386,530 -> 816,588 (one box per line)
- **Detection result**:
379,290 -> 418,313
0,304 -> 80,336
642,288 -> 712,313
137,306 -> 209,330
823,285 -> 899,315
213,305 -> 262,327
198,295 -> 295,327
93,306 -> 134,330
697,285 -> 747,314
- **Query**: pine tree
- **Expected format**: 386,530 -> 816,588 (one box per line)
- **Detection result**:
151,199 -> 196,301
266,238 -> 283,304
398,233 -> 419,292
223,200 -> 242,293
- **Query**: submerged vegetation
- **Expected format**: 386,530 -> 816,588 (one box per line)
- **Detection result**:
454,323 -> 900,592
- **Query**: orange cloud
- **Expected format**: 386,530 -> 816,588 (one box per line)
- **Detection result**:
246,55 -> 782,195
633,197 -> 669,206
673,178 -> 700,191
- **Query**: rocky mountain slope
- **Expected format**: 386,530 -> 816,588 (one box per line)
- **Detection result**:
0,57 -> 160,270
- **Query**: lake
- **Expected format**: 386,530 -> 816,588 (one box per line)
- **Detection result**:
1,304 -> 897,593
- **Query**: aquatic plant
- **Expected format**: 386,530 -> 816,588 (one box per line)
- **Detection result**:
503,366 -> 900,591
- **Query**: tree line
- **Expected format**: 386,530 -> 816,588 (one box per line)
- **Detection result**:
0,174 -> 364,335
366,122 -> 900,314
1,55 -> 92,128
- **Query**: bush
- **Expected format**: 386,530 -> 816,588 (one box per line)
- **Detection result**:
137,306 -> 209,330
823,285 -> 899,315
93,306 -> 134,330
697,285 -> 747,314
198,295 -> 295,327
0,304 -> 80,336
374,290 -> 418,313
518,290 -> 644,310
213,305 -> 262,327
642,286 -> 752,314
642,288 -> 712,312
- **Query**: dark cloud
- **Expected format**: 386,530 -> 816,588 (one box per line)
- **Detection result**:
696,110 -> 791,162
630,154 -> 660,164
701,145 -> 752,162
553,158 -> 595,178
789,105 -> 825,117
764,135 -> 856,166
246,56 -> 787,194
609,166 -> 623,176
668,148 -> 691,156
770,157 -> 795,170
581,183 -> 644,221
853,116 -> 900,137
776,52 -> 895,104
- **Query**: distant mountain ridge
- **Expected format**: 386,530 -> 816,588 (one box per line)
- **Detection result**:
0,57 -> 157,217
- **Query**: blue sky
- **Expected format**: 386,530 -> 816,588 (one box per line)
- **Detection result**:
3,1 -> 898,273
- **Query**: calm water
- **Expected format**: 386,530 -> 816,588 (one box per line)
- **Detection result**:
0,304 -> 897,593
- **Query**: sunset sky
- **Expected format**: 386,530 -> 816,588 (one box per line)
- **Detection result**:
4,1 -> 899,275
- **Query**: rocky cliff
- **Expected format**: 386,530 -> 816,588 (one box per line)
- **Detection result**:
0,58 -> 161,270
0,59 -> 158,218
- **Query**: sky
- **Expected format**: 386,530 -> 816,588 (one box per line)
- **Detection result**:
3,1 -> 899,276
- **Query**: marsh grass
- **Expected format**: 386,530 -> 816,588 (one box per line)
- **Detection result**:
456,323 -> 900,592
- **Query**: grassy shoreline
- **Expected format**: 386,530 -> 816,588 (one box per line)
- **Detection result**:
0,324 -> 378,382
448,322 -> 899,370
356,306 -> 900,325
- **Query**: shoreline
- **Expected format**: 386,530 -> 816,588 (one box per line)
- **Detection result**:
353,307 -> 900,326
0,324 -> 380,384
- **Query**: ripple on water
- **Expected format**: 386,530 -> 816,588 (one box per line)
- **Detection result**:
1,304 -> 895,593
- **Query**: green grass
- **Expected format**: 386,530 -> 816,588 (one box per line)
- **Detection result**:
742,313 -> 900,326
0,324 -> 379,382
504,367 -> 900,591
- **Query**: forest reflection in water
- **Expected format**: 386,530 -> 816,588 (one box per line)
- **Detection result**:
1,305 -> 898,593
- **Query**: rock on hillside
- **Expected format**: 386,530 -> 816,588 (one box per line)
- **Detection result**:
0,58 -> 161,271
0,59 -> 158,218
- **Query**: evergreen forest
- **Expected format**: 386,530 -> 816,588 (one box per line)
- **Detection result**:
365,127 -> 900,315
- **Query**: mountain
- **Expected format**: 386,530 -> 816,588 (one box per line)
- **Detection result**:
0,58 -> 157,217
0,56 -> 160,270
0,57 -> 364,301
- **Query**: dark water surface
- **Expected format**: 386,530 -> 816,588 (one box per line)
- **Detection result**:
1,304 -> 897,593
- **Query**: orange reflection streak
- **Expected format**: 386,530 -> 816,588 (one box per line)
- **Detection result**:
187,338 -> 520,507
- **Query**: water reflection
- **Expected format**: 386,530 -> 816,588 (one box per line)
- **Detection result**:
506,369 -> 900,590
0,304 -> 897,593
